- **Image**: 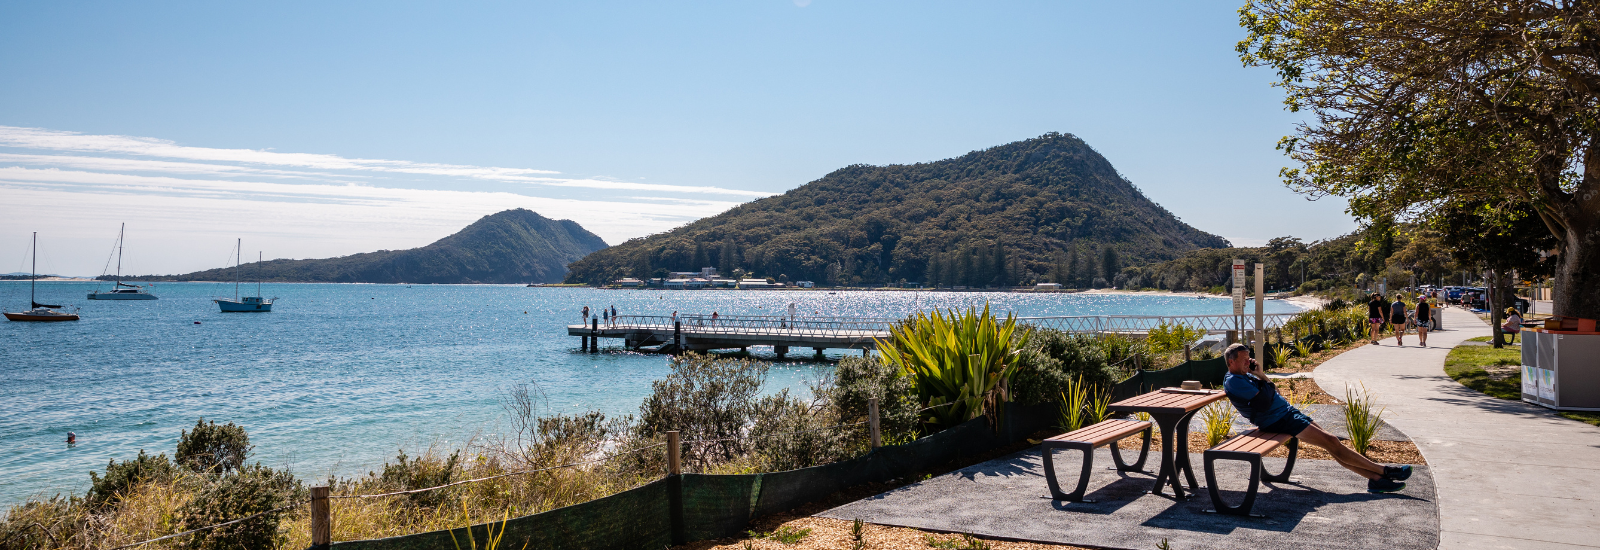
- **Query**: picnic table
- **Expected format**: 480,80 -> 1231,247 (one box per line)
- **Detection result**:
1107,388 -> 1227,498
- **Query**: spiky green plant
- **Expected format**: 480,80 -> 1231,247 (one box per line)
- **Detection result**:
877,305 -> 1031,428
1059,379 -> 1089,433
1294,339 -> 1313,360
1269,344 -> 1293,371
1199,401 -> 1238,447
1343,383 -> 1386,455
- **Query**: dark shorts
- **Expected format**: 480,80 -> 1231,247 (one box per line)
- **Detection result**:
1260,408 -> 1313,436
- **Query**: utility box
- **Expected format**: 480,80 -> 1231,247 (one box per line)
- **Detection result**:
1522,330 -> 1600,411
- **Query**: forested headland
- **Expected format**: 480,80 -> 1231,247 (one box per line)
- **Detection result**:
564,133 -> 1228,287
114,209 -> 608,285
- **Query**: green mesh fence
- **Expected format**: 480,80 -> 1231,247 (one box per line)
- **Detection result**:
328,403 -> 1058,550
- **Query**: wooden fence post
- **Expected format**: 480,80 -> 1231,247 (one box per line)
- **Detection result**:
868,398 -> 882,449
1184,344 -> 1191,363
311,486 -> 331,548
667,431 -> 681,476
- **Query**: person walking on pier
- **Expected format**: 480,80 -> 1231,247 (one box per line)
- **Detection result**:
582,305 -> 590,325
610,305 -> 618,326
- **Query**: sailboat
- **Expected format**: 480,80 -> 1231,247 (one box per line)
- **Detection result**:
88,223 -> 158,300
213,239 -> 275,312
4,232 -> 80,322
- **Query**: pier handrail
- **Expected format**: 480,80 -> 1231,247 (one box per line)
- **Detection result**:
584,312 -> 1301,336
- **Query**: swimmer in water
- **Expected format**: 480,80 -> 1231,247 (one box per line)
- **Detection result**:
67,432 -> 76,445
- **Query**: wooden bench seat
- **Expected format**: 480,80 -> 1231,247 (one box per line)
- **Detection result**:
1202,429 -> 1300,516
1041,419 -> 1152,502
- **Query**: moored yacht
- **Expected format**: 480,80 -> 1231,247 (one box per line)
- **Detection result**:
213,240 -> 275,313
88,224 -> 158,300
4,232 -> 79,322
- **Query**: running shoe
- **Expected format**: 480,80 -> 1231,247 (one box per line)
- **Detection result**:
1368,477 -> 1406,493
1384,465 -> 1413,481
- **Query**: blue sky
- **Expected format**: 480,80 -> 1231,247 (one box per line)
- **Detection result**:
0,1 -> 1352,276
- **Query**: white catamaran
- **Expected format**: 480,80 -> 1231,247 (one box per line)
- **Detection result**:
213,239 -> 275,312
4,232 -> 80,322
88,223 -> 157,300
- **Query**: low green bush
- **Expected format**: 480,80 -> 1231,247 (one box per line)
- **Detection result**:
87,449 -> 179,508
176,418 -> 252,475
1010,330 -> 1118,406
178,464 -> 301,550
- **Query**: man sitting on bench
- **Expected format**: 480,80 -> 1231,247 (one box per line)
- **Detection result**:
1220,344 -> 1410,493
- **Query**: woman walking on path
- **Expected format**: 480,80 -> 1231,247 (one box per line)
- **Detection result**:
1415,295 -> 1433,347
1389,295 -> 1409,346
1367,293 -> 1387,345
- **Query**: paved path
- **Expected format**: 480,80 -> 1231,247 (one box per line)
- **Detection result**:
1313,306 -> 1600,549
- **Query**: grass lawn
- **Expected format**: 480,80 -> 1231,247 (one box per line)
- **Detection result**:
1445,340 -> 1600,427
1444,344 -> 1521,400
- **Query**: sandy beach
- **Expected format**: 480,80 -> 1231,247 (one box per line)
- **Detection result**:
1079,288 -> 1329,312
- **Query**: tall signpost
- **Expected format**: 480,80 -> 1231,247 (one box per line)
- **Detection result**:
1255,263 -> 1266,364
1232,259 -> 1246,345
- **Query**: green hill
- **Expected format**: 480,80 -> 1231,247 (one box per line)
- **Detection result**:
564,133 -> 1228,287
121,209 -> 608,284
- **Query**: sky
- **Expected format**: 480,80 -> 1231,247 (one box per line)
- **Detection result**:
0,1 -> 1354,277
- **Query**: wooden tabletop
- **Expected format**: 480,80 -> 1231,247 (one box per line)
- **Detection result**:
1107,389 -> 1226,415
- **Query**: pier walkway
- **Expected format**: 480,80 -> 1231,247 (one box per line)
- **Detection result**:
566,312 -> 1300,356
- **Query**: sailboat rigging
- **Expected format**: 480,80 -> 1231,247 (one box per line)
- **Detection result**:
88,223 -> 157,300
213,239 -> 275,312
4,232 -> 80,322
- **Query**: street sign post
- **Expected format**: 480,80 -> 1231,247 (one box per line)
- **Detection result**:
1232,259 -> 1246,318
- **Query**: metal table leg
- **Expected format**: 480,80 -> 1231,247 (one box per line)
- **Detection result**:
1149,412 -> 1183,497
1174,408 -> 1202,494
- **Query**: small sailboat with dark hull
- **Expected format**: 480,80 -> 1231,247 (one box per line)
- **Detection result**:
4,232 -> 80,322
88,223 -> 157,300
213,239 -> 275,312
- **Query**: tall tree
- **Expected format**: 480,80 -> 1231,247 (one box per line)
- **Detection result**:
1101,247 -> 1121,284
692,241 -> 709,271
1240,0 -> 1600,318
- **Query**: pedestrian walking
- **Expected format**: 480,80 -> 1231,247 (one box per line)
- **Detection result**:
1367,293 -> 1386,345
1389,294 -> 1408,346
582,305 -> 590,324
1415,295 -> 1433,347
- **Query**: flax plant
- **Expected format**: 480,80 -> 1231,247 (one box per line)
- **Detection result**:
1342,383 -> 1386,455
1199,402 -> 1238,447
877,305 -> 1030,429
1269,344 -> 1293,371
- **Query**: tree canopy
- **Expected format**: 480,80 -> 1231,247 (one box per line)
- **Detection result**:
1239,0 -> 1600,317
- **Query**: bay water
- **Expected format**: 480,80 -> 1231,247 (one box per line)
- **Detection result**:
0,281 -> 1300,505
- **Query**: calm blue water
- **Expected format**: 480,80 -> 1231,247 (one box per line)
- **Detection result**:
0,281 -> 1299,505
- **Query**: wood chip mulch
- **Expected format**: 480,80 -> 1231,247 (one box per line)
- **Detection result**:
683,516 -> 1088,550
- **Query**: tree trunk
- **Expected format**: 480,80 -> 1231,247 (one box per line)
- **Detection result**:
1489,269 -> 1504,348
1552,214 -> 1600,320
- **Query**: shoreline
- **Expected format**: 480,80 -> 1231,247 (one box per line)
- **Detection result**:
1077,288 -> 1329,312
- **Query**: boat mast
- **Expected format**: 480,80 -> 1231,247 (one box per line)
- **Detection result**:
234,238 -> 241,300
30,232 -> 36,306
115,223 -> 124,287
257,251 -> 262,297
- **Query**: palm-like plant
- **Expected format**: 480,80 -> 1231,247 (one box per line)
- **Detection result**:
877,305 -> 1031,429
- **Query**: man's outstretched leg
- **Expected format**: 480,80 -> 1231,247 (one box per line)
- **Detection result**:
1293,423 -> 1409,492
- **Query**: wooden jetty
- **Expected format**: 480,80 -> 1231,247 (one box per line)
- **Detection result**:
568,313 -> 1300,356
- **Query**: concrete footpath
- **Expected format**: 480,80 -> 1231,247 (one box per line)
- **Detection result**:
1313,306 -> 1600,549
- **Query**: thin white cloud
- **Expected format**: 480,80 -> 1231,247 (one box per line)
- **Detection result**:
0,126 -> 773,197
0,153 -> 366,181
0,167 -> 737,275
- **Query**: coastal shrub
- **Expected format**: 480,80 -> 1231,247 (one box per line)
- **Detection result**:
87,449 -> 179,508
179,463 -> 300,550
1144,320 -> 1205,359
379,449 -> 460,507
0,496 -> 87,550
877,305 -> 1031,429
748,389 -> 857,472
1010,329 -> 1117,406
827,356 -> 921,444
634,354 -> 767,470
176,418 -> 252,475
